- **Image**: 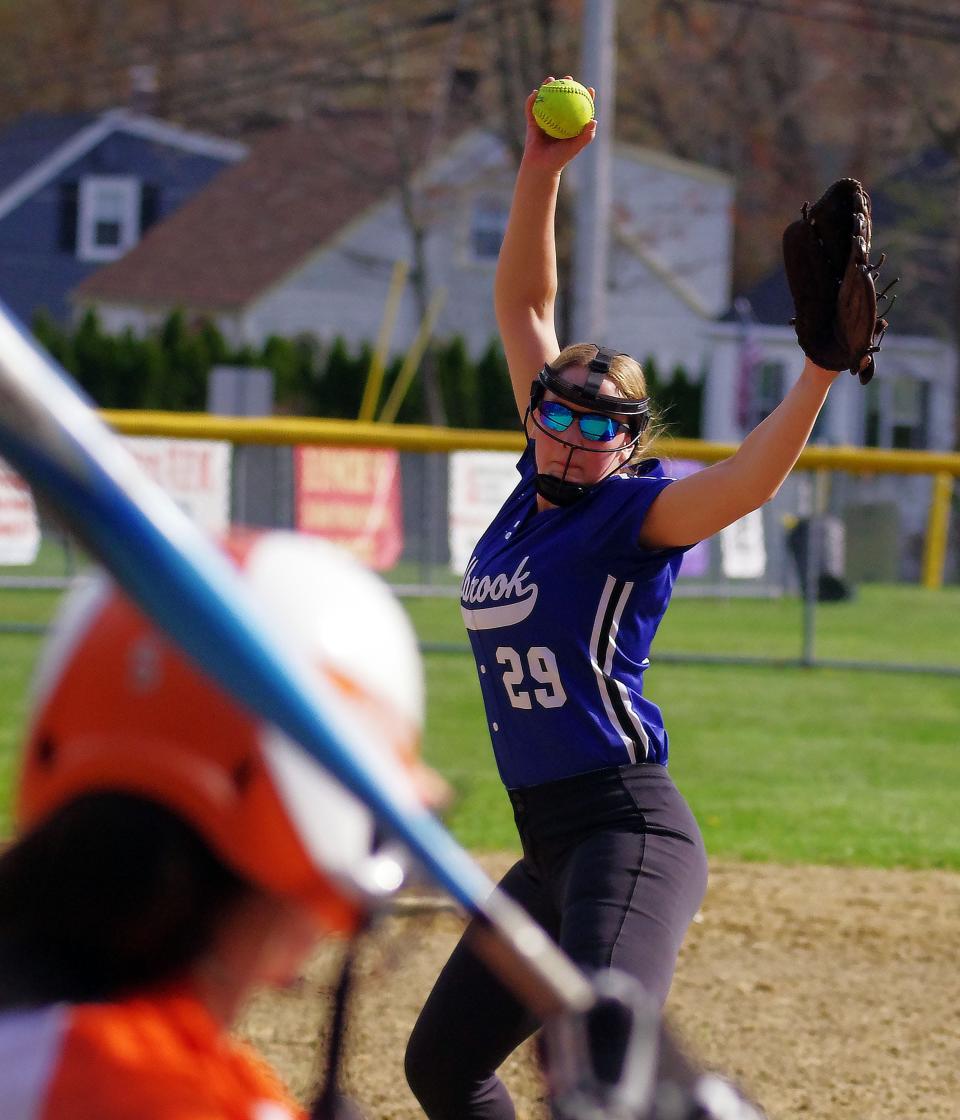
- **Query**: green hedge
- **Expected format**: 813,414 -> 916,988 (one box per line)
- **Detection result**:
32,310 -> 702,435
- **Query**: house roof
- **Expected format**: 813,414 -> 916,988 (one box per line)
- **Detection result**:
74,113 -> 445,312
722,268 -> 792,327
0,109 -> 246,222
615,140 -> 734,189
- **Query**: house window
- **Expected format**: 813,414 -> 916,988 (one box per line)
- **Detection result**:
864,376 -> 930,449
891,377 -> 929,448
470,199 -> 508,261
77,176 -> 142,262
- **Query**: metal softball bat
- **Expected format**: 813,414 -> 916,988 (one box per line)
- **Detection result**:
0,298 -> 591,1020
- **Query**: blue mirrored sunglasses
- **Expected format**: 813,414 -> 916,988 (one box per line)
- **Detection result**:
538,399 -> 628,443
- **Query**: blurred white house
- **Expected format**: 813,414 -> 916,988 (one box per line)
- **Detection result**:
72,115 -> 956,466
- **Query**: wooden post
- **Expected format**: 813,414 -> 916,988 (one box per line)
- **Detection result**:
358,260 -> 409,422
921,471 -> 954,590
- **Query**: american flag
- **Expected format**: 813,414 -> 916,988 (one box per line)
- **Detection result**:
734,296 -> 763,432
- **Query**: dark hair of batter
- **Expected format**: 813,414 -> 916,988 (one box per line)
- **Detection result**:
0,792 -> 250,1010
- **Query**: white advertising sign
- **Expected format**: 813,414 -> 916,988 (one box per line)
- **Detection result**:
0,457 -> 40,565
448,451 -> 518,573
123,437 -> 232,534
720,508 -> 767,579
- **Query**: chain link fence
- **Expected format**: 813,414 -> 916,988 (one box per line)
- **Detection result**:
2,426 -> 958,674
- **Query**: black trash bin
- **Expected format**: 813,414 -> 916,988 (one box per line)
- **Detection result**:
787,515 -> 854,602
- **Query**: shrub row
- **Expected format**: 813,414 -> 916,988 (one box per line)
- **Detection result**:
33,309 -> 701,436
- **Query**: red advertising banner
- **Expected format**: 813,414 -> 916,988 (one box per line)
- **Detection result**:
294,446 -> 403,570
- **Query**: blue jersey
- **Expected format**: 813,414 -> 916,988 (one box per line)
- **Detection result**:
461,444 -> 687,789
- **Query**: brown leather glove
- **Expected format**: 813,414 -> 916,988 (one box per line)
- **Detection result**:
782,177 -> 897,384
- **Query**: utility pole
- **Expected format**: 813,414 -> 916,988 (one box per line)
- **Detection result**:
571,0 -> 616,342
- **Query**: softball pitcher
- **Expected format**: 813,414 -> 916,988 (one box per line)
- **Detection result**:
405,78 -> 883,1120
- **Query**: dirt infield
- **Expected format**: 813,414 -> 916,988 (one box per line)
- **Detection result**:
239,856 -> 960,1119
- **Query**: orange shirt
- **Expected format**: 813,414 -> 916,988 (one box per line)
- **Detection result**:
0,984 -> 306,1120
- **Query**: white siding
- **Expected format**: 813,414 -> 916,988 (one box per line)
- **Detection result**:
704,323 -> 956,453
608,145 -> 734,317
604,241 -> 716,376
91,302 -> 162,337
243,132 -> 733,366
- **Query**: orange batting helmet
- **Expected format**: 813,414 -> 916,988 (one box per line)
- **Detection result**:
17,531 -> 427,934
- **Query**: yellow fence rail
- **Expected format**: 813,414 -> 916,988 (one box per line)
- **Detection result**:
100,412 -> 959,589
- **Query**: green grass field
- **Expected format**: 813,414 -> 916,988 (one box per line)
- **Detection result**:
1,585 -> 958,868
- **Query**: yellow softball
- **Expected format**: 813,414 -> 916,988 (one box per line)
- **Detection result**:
532,79 -> 595,139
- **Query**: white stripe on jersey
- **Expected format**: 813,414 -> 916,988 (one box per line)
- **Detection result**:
606,581 -> 650,758
589,576 -> 650,762
0,1004 -> 67,1120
